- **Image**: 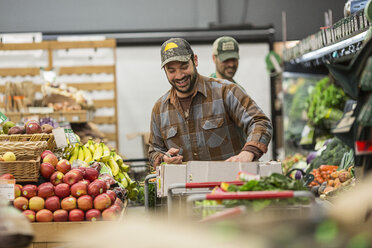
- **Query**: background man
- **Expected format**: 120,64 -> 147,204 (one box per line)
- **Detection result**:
210,36 -> 240,84
148,38 -> 272,168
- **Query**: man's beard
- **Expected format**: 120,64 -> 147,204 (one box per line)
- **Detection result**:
169,70 -> 197,94
219,66 -> 236,80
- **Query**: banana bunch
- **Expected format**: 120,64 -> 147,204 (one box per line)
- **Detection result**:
63,142 -> 93,165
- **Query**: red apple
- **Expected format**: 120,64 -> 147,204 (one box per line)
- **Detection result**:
14,184 -> 22,198
50,171 -> 64,186
77,195 -> 93,211
69,209 -> 85,221
0,173 -> 14,179
24,119 -> 38,128
77,167 -> 86,177
79,179 -> 90,186
38,184 -> 54,199
45,196 -> 60,211
40,150 -> 54,160
114,198 -> 124,210
56,159 -> 71,174
29,196 -> 45,211
26,122 -> 42,134
85,209 -> 101,221
102,207 -> 118,221
37,182 -> 53,191
36,209 -> 53,222
93,179 -> 107,192
71,182 -> 87,198
43,154 -> 58,167
53,209 -> 68,222
84,168 -> 99,182
22,185 -> 37,199
63,169 -> 83,186
61,196 -> 77,211
40,162 -> 55,179
108,204 -> 121,215
54,183 -> 70,199
13,196 -> 28,211
22,210 -> 35,222
88,182 -> 102,198
94,193 -> 111,211
106,190 -> 116,203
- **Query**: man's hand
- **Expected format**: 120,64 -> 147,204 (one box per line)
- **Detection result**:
163,148 -> 183,164
225,151 -> 254,162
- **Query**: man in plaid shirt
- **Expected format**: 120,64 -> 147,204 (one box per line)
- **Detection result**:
149,38 -> 272,168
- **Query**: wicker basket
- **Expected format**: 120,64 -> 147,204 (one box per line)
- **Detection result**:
0,141 -> 48,182
0,133 -> 55,151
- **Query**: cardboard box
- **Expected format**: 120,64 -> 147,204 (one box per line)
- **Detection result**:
157,161 -> 282,197
157,163 -> 187,197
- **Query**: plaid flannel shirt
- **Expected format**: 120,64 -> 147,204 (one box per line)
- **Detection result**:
148,74 -> 272,167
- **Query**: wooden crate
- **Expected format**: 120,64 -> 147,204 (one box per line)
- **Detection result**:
5,110 -> 92,124
28,200 -> 127,248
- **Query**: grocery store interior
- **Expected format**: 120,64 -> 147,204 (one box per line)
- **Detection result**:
1,0 -> 372,247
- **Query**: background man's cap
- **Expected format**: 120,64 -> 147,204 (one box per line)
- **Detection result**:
161,38 -> 194,68
212,36 -> 239,62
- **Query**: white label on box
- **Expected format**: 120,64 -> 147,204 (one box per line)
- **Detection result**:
52,128 -> 69,148
0,179 -> 15,201
72,115 -> 80,122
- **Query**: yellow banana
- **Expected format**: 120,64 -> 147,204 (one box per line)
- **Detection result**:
124,172 -> 136,189
83,145 -> 92,163
119,163 -> 130,173
121,177 -> 128,188
100,142 -> 110,162
107,158 -> 120,176
78,146 -> 85,161
69,145 -> 79,164
88,139 -> 95,155
93,143 -> 103,161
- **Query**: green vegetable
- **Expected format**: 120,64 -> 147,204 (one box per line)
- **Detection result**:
223,173 -> 310,211
306,77 -> 347,128
307,138 -> 350,172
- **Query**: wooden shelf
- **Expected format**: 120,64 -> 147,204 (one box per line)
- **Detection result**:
5,110 -> 92,123
66,82 -> 115,91
0,39 -> 119,149
103,132 -> 117,141
0,67 -> 40,77
0,42 -> 49,50
93,116 -> 116,124
58,65 -> 115,75
93,99 -> 116,108
49,39 -> 116,49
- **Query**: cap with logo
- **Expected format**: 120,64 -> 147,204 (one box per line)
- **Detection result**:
160,38 -> 194,68
212,36 -> 239,62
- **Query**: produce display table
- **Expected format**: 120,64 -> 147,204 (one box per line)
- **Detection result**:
27,200 -> 127,248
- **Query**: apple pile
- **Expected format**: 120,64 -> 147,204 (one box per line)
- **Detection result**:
11,151 -> 124,222
2,120 -> 53,135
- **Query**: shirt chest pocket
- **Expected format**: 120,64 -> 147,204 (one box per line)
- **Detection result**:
202,117 -> 228,148
161,126 -> 179,147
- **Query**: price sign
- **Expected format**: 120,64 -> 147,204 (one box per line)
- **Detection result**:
0,111 -> 8,124
65,129 -> 78,145
0,179 -> 15,201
